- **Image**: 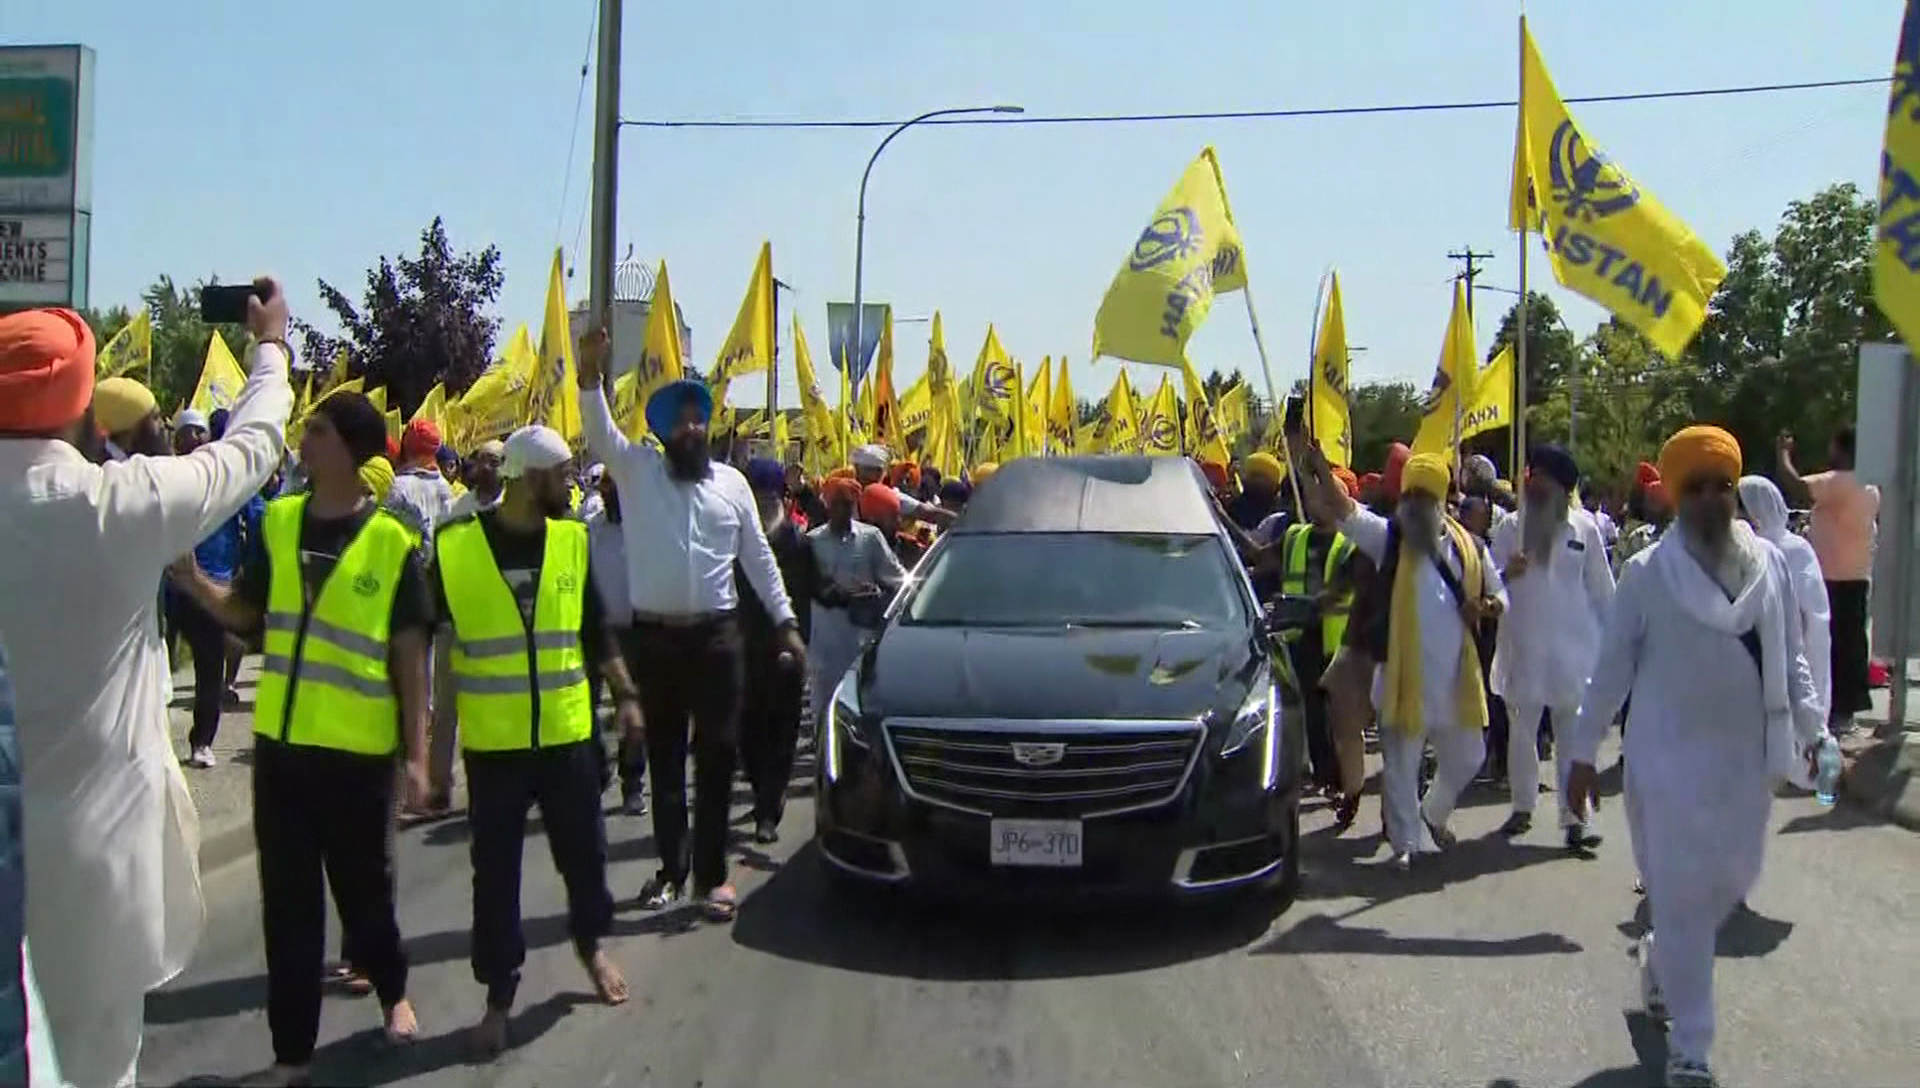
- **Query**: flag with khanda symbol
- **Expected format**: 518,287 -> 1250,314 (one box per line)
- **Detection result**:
1508,16 -> 1723,358
1875,0 -> 1920,354
1092,147 -> 1249,367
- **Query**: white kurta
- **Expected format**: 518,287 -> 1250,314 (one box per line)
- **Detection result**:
1489,507 -> 1614,707
1568,527 -> 1822,1065
1738,476 -> 1833,724
0,343 -> 291,1086
804,522 -> 907,715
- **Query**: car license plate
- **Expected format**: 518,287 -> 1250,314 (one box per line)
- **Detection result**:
989,819 -> 1083,867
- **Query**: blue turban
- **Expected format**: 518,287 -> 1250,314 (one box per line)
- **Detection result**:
435,444 -> 459,466
207,407 -> 231,440
744,456 -> 785,494
1527,443 -> 1579,492
645,378 -> 713,439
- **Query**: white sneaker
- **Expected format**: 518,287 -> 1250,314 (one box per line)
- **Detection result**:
1637,934 -> 1669,1021
1663,1055 -> 1715,1087
187,746 -> 216,769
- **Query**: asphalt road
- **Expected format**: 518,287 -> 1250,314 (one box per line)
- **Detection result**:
142,740 -> 1920,1088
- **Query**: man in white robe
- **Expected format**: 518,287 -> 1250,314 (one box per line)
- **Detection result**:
1490,443 -> 1614,849
1566,425 -> 1823,1088
0,289 -> 293,1087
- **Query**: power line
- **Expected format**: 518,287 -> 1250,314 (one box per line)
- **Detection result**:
619,75 -> 1888,130
552,0 -> 599,260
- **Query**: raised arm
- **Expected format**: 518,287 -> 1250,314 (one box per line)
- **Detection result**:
576,326 -> 632,466
116,282 -> 294,567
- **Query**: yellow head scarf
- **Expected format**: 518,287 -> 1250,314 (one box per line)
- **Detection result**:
1382,454 -> 1489,736
1658,425 -> 1742,493
1242,451 -> 1284,486
1400,452 -> 1451,501
358,454 -> 395,502
971,461 -> 1000,485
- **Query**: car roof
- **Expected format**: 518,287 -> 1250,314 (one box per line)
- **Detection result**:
951,455 -> 1221,535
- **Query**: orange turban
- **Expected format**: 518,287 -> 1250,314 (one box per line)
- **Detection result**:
0,308 -> 95,433
971,462 -> 999,486
859,481 -> 901,522
1199,460 -> 1229,490
1658,425 -> 1742,493
1331,466 -> 1359,498
822,475 -> 861,504
1381,442 -> 1412,500
887,460 -> 920,491
401,418 -> 442,461
1635,461 -> 1662,488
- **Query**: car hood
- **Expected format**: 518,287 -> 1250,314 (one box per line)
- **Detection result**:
860,623 -> 1261,722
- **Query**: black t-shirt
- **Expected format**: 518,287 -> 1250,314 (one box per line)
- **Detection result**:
235,502 -> 436,635
430,512 -> 606,642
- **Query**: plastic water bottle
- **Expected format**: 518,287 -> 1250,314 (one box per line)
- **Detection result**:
1814,735 -> 1842,807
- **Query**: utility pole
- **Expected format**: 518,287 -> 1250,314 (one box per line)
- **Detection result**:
1447,246 -> 1495,320
587,0 -> 623,335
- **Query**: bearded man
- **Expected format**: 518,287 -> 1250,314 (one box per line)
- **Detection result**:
1489,443 -> 1615,850
1566,425 -> 1824,1088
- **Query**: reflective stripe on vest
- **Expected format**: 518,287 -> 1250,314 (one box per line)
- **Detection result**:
252,495 -> 416,755
435,517 -> 592,752
1279,525 -> 1356,655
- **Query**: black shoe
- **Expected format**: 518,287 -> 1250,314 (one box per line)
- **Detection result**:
1423,814 -> 1456,851
1497,812 -> 1532,837
621,792 -> 648,817
1331,794 -> 1360,832
753,818 -> 779,845
1565,824 -> 1603,852
636,873 -> 683,911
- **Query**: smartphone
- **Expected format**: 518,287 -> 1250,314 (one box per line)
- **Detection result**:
199,282 -> 271,325
1282,393 -> 1307,436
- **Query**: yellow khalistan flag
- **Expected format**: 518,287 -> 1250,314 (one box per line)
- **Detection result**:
611,261 -> 685,441
1311,272 -> 1354,467
1180,358 -> 1229,463
1461,345 -> 1515,442
1411,281 -> 1478,457
1092,147 -> 1250,367
1022,356 -> 1051,457
871,308 -> 901,452
791,316 -> 841,472
412,382 -> 449,432
526,249 -> 581,443
712,241 -> 775,385
1140,376 -> 1181,455
1875,1 -> 1920,352
188,334 -> 248,412
968,324 -> 1017,426
1098,370 -> 1140,453
925,315 -> 963,475
1509,16 -> 1725,358
456,326 -> 536,445
95,309 -> 151,378
896,372 -> 933,441
1215,380 -> 1249,445
1048,357 -> 1077,455
384,408 -> 403,445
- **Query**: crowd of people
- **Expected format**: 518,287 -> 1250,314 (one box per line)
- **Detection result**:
0,286 -> 1886,1087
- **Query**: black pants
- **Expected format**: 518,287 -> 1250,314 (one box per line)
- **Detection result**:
1827,579 -> 1872,719
466,740 -> 614,1011
1286,639 -> 1336,791
630,616 -> 745,891
168,594 -> 228,749
739,629 -> 805,823
254,738 -> 407,1067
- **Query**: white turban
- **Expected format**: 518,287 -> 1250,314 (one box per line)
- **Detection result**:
502,425 -> 572,478
850,443 -> 889,470
174,408 -> 210,433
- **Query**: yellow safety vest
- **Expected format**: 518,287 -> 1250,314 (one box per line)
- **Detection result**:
254,495 -> 417,755
1280,523 -> 1356,656
435,516 -> 592,751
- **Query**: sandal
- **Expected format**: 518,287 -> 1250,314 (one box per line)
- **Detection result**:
702,883 -> 739,923
636,874 -> 682,911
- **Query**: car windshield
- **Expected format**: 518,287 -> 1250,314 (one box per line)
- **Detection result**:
903,532 -> 1250,628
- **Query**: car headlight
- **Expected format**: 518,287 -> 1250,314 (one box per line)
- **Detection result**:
822,667 -> 868,784
1220,681 -> 1280,791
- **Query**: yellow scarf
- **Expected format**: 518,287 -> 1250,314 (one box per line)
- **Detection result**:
1383,517 -> 1489,735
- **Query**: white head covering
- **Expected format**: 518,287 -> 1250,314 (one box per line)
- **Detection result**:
502,425 -> 572,478
473,438 -> 507,460
850,443 -> 889,470
582,462 -> 606,486
174,408 -> 210,433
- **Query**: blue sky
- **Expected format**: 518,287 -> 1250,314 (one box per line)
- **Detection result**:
10,0 -> 1904,409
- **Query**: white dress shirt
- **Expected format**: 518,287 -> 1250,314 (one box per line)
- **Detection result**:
581,386 -> 796,625
585,508 -> 631,625
1489,508 -> 1615,707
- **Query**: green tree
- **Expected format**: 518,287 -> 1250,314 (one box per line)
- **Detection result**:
81,276 -> 249,415
1487,291 -> 1580,407
298,218 -> 504,418
1347,381 -> 1424,471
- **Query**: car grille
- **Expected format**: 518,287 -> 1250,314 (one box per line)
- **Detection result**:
884,723 -> 1203,817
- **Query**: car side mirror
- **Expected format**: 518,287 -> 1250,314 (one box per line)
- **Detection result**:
1263,594 -> 1318,637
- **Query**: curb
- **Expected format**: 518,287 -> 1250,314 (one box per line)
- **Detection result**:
1839,728 -> 1920,832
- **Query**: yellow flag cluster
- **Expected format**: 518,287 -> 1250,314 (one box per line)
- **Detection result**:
1309,275 -> 1353,467
1509,16 -> 1724,358
1411,282 -> 1476,457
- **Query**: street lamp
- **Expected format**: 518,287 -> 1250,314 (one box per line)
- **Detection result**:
850,104 -> 1023,426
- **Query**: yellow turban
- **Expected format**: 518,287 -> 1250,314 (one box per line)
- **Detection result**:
972,461 -> 1000,485
1658,425 -> 1742,493
1242,451 -> 1284,486
93,377 -> 157,435
1401,452 -> 1451,501
357,454 -> 395,502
